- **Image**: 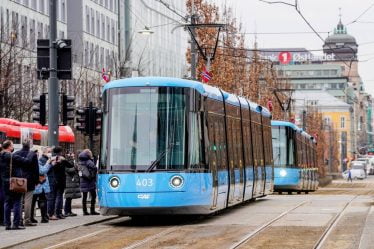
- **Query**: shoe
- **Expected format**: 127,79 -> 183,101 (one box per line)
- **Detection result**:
5,227 -> 11,230
30,218 -> 38,223
12,226 -> 26,230
90,211 -> 100,215
41,219 -> 49,223
66,212 -> 77,217
49,215 -> 59,220
56,214 -> 66,219
83,211 -> 90,216
24,222 -> 37,227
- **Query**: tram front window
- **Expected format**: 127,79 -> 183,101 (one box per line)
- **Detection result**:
272,126 -> 287,167
106,87 -> 187,171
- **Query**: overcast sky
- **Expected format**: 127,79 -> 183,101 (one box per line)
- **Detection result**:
215,0 -> 374,95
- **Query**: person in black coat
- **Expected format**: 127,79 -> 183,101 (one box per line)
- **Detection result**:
13,140 -> 39,226
78,149 -> 99,215
46,146 -> 68,220
0,140 -> 36,230
64,152 -> 81,216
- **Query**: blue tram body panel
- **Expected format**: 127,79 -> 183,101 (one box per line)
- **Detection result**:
98,173 -> 215,215
274,168 -> 300,188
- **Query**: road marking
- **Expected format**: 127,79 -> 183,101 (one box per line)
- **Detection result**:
43,228 -> 111,249
122,226 -> 177,249
229,200 -> 308,249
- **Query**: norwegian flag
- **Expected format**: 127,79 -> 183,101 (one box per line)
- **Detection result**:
267,99 -> 273,112
201,66 -> 212,83
102,68 -> 111,83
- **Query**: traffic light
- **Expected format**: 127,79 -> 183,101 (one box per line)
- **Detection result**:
75,108 -> 89,134
32,94 -> 47,126
94,109 -> 102,135
62,94 -> 75,125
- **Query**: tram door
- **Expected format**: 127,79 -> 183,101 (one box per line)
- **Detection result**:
252,113 -> 265,197
207,116 -> 219,209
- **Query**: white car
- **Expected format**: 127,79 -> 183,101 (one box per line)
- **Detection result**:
342,169 -> 366,180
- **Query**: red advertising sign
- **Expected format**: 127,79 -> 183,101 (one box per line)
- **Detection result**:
278,51 -> 292,64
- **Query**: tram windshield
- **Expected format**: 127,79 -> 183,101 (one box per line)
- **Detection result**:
103,87 -> 187,171
272,126 -> 287,167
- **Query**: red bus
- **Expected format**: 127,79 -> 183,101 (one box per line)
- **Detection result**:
0,118 -> 75,152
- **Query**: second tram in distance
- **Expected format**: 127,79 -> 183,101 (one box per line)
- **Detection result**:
97,77 -> 273,215
271,121 -> 318,194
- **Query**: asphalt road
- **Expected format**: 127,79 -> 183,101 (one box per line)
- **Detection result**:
4,176 -> 374,249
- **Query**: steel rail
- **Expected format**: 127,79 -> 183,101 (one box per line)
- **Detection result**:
313,195 -> 358,249
230,200 -> 308,249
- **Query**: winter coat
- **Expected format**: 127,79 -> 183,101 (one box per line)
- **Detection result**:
34,159 -> 52,195
78,151 -> 97,192
14,148 -> 39,191
47,157 -> 68,190
64,159 -> 81,199
0,151 -> 36,194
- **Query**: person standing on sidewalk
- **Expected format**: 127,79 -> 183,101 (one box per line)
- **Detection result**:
14,140 -> 39,227
64,152 -> 81,217
47,146 -> 67,220
0,140 -> 36,230
31,147 -> 54,223
79,149 -> 99,215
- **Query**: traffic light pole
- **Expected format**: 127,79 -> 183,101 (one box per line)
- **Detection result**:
48,0 -> 59,147
88,102 -> 94,152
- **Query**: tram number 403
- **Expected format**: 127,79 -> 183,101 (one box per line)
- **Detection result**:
136,178 -> 153,187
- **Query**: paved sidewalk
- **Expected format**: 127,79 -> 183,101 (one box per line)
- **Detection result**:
0,208 -> 116,249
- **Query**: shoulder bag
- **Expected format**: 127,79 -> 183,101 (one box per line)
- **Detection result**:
9,154 -> 28,193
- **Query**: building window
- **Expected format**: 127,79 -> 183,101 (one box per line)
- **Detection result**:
341,117 -> 345,129
111,19 -> 115,43
39,0 -> 45,13
96,11 -> 100,37
106,17 -> 110,41
31,0 -> 37,9
29,19 -> 35,49
61,0 -> 66,22
86,6 -> 90,33
91,8 -> 95,34
101,14 -> 105,39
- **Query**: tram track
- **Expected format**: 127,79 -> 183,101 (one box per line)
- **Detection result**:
313,195 -> 359,249
229,200 -> 309,249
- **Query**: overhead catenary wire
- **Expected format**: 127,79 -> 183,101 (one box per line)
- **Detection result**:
346,1 -> 374,25
258,0 -> 356,71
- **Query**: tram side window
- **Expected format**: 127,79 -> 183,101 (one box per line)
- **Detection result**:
226,118 -> 234,170
287,128 -> 295,167
243,121 -> 252,167
236,119 -> 244,169
218,119 -> 227,170
189,112 -> 204,170
207,115 -> 217,171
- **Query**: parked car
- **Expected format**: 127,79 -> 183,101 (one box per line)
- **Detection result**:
342,168 -> 366,180
350,161 -> 367,177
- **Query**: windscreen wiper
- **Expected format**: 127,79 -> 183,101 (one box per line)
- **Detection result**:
146,143 -> 175,172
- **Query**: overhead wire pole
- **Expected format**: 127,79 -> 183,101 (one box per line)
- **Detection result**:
48,0 -> 59,147
190,1 -> 198,80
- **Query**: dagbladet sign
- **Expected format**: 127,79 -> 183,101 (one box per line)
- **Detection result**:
260,51 -> 336,64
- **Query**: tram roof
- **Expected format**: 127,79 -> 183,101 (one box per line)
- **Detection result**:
271,120 -> 300,131
104,77 -> 270,116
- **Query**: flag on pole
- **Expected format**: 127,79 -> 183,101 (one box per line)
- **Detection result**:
201,66 -> 212,83
102,68 -> 111,83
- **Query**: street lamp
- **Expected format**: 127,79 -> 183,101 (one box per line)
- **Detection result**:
138,26 -> 154,35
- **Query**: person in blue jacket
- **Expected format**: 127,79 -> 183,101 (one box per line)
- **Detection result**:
31,147 -> 56,223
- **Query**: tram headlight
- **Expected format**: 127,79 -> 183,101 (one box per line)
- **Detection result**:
109,176 -> 120,189
280,169 -> 287,177
170,175 -> 184,188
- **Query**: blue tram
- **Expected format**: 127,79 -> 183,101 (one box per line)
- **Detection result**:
271,121 -> 318,193
97,77 -> 274,215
